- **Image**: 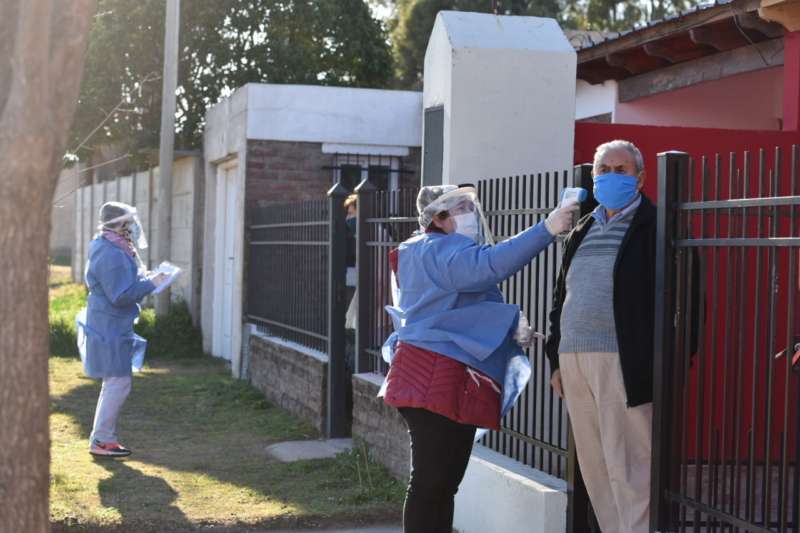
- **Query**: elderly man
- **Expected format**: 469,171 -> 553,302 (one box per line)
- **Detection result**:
546,139 -> 654,533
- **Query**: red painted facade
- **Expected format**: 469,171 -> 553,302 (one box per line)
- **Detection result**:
784,31 -> 800,131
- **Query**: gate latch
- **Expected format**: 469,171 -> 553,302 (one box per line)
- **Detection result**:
774,342 -> 800,372
794,343 -> 800,372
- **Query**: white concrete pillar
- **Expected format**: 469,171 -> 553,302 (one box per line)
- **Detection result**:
422,11 -> 577,185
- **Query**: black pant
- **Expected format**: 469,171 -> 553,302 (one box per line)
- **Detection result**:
399,408 -> 477,533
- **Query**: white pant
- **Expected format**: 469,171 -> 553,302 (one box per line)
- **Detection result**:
90,376 -> 132,444
559,352 -> 652,533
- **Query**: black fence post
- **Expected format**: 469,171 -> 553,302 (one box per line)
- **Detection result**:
565,164 -> 593,533
327,182 -> 350,438
651,151 -> 687,532
566,423 -> 591,533
573,163 -> 598,218
354,178 -> 377,374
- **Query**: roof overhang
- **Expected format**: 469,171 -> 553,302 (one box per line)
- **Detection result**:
577,0 -> 786,89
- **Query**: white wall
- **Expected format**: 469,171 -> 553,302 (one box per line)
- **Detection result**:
50,164 -> 80,263
576,79 -> 617,121
423,12 -> 577,185
454,445 -> 567,533
201,86 -> 249,359
204,87 -> 249,164
245,84 -> 422,148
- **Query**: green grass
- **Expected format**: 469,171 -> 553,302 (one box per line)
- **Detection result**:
50,283 -> 88,357
50,264 -> 75,287
134,302 -> 203,360
48,284 -> 404,531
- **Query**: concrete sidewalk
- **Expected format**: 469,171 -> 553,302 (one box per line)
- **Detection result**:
265,438 -> 354,462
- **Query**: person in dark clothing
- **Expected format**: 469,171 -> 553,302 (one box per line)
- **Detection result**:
344,194 -> 358,270
546,140 -> 655,533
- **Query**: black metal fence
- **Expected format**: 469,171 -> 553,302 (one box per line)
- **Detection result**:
653,147 -> 800,532
354,186 -> 420,375
246,200 -> 330,354
477,171 -> 571,479
246,188 -> 352,438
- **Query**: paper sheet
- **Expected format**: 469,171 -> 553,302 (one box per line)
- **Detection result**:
152,261 -> 182,294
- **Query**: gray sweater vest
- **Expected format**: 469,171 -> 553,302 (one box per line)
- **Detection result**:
558,211 -> 634,354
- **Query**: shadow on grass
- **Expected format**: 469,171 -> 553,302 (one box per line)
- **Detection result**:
50,357 -> 403,531
96,458 -> 190,528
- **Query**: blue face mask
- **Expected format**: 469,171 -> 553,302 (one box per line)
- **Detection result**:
593,172 -> 640,210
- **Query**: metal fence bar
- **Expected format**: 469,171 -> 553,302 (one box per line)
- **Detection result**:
679,196 -> 800,210
780,145 -> 798,531
567,164 -> 593,533
364,216 -> 418,223
249,221 -> 329,229
652,150 -> 686,532
717,153 -> 734,530
246,315 -> 329,341
676,237 -> 800,247
355,177 -> 377,374
327,182 -> 349,438
732,150 -> 750,528
762,149 -> 781,527
249,241 -> 328,246
703,155 -> 720,533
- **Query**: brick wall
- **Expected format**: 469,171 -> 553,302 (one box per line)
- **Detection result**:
246,140 -> 335,218
249,334 -> 328,434
245,140 -> 422,220
352,373 -> 410,481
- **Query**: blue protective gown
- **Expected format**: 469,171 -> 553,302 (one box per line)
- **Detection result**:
381,221 -> 555,419
79,237 -> 155,378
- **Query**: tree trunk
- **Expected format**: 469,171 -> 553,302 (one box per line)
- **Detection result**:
0,2 -> 95,531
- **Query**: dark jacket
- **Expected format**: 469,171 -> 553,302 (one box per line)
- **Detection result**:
345,217 -> 357,268
545,195 -> 658,407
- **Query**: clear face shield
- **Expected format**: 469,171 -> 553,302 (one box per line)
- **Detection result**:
424,187 -> 494,245
99,210 -> 148,250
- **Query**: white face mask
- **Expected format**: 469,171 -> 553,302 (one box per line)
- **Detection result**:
453,213 -> 480,242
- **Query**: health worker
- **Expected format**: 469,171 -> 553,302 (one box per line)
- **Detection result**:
380,185 -> 578,533
77,201 -> 166,457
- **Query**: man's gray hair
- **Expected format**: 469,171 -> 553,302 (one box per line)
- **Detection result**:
593,140 -> 644,174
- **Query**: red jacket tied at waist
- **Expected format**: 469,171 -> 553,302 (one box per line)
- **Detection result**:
383,246 -> 501,429
383,342 -> 501,430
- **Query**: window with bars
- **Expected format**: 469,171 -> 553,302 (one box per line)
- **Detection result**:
329,154 -> 401,192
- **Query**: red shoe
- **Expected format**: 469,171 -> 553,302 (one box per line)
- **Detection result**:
90,440 -> 131,457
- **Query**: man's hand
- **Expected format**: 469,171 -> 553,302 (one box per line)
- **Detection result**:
550,369 -> 564,399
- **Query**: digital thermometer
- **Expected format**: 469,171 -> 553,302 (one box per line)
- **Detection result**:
560,187 -> 588,208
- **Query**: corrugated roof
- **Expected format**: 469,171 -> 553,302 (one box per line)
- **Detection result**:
571,0 -> 735,51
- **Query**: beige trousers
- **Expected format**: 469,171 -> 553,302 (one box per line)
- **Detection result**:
559,352 -> 652,533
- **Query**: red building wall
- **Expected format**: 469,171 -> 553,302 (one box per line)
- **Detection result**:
613,67 -> 784,132
574,122 -> 800,195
